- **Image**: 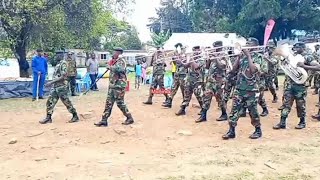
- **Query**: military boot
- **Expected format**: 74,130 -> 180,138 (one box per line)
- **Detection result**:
273,117 -> 286,129
272,96 -> 278,103
143,97 -> 153,105
71,93 -> 79,96
222,125 -> 236,140
249,127 -> 262,139
162,98 -> 172,108
68,113 -> 79,123
295,117 -> 306,129
122,113 -> 134,125
260,107 -> 269,117
94,117 -> 108,127
278,105 -> 285,111
162,96 -> 169,105
176,106 -> 186,116
216,108 -> 228,121
39,114 -> 52,124
312,113 -> 320,121
195,109 -> 207,123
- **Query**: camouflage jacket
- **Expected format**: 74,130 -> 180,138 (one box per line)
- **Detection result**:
207,54 -> 227,82
174,54 -> 188,77
313,51 -> 320,63
53,60 -> 68,88
152,53 -> 166,75
258,53 -> 268,88
267,56 -> 279,76
187,57 -> 206,83
109,57 -> 127,89
67,58 -> 77,77
235,53 -> 263,92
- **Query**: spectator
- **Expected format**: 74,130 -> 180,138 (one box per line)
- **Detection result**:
86,53 -> 99,91
141,59 -> 147,84
32,49 -> 48,101
171,61 -> 177,78
134,60 -> 142,89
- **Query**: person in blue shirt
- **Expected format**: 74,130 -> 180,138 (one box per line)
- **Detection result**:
134,60 -> 142,89
32,49 -> 48,101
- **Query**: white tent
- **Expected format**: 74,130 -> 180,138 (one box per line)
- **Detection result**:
163,33 -> 247,52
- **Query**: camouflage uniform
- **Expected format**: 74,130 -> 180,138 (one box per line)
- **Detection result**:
223,56 -> 238,105
144,52 -> 168,104
312,51 -> 320,94
176,55 -> 205,116
95,56 -> 134,126
257,54 -> 269,115
39,58 -> 79,124
265,56 -> 279,101
274,52 -> 314,129
67,57 -> 78,95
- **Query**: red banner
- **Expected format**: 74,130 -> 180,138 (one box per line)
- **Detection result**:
264,19 -> 275,47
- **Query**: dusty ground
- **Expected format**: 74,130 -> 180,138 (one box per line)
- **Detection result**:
1,77 -> 320,180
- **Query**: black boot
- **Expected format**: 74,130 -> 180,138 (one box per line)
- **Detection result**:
216,108 -> 228,121
39,114 -> 52,124
162,96 -> 169,105
222,126 -> 236,140
260,107 -> 269,117
68,113 -> 79,123
312,113 -> 320,121
162,98 -> 172,108
143,97 -> 153,105
122,113 -> 134,125
272,96 -> 278,103
273,117 -> 286,129
176,106 -> 186,116
195,109 -> 207,123
94,117 -> 108,127
278,105 -> 284,111
295,117 -> 306,129
249,127 -> 262,139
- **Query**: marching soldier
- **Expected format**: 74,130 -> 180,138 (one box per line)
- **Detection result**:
222,38 -> 263,140
94,48 -> 134,127
163,43 -> 187,108
223,51 -> 238,107
66,52 -> 78,96
39,51 -> 79,124
257,49 -> 269,117
274,42 -> 318,130
265,46 -> 278,103
197,41 -> 228,123
176,46 -> 205,116
143,47 -> 169,105
312,44 -> 320,95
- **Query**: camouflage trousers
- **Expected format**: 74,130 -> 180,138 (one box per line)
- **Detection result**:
181,81 -> 203,108
170,75 -> 186,99
46,86 -> 77,115
102,87 -> 130,119
229,89 -> 261,128
149,74 -> 168,97
68,76 -> 77,95
265,74 -> 277,97
223,78 -> 236,104
281,84 -> 307,118
202,80 -> 224,111
258,82 -> 267,109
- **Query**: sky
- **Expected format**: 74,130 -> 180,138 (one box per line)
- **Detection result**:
126,0 -> 161,43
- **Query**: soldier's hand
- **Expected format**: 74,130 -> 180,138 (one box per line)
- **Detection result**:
242,49 -> 250,57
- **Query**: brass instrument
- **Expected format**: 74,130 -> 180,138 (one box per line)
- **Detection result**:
273,43 -> 308,84
234,42 -> 265,54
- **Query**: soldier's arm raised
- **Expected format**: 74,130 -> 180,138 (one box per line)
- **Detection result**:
111,59 -> 126,73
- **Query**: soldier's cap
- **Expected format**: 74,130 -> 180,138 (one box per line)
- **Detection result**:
114,47 -> 124,53
175,43 -> 183,48
36,49 -> 43,52
213,41 -> 223,47
246,37 -> 259,46
192,46 -> 200,50
293,42 -> 306,49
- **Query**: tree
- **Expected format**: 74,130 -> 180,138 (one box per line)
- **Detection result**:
150,30 -> 171,47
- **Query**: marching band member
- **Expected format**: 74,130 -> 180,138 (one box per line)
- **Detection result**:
163,43 -> 187,108
222,38 -> 264,140
273,43 -> 318,130
143,47 -> 169,105
222,51 -> 238,108
94,48 -> 134,127
265,46 -> 279,103
197,41 -> 228,123
176,46 -> 205,116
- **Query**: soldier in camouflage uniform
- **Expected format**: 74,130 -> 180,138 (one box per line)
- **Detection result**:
66,52 -> 78,96
197,41 -> 228,123
143,48 -> 169,105
223,52 -> 238,106
222,38 -> 263,140
274,43 -> 318,130
312,45 -> 320,95
95,48 -> 134,127
265,46 -> 278,103
39,51 -> 79,124
163,43 -> 187,108
176,46 -> 205,116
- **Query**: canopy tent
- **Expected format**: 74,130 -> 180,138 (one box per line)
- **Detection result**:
163,33 -> 247,52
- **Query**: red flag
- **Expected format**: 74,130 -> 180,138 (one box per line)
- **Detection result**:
264,19 -> 275,47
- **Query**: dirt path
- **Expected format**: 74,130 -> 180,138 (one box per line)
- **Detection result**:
1,79 -> 320,180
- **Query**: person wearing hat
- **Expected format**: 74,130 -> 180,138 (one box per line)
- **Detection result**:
222,37 -> 266,140
175,45 -> 205,116
31,49 -> 48,101
274,42 -> 318,129
163,43 -> 187,108
66,52 -> 78,96
197,41 -> 228,123
94,47 -> 134,127
264,46 -> 278,103
143,47 -> 169,105
39,51 -> 79,124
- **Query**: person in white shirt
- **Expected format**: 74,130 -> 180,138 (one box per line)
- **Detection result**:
86,53 -> 99,91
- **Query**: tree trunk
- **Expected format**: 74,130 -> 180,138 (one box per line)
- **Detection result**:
14,43 -> 29,78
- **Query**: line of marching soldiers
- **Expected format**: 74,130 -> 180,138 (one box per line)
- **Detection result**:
142,38 -> 320,140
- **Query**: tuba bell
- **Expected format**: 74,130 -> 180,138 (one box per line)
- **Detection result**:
272,43 -> 308,84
